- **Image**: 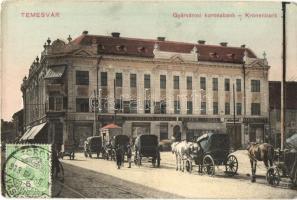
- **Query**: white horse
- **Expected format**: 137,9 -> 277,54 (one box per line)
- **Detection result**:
171,141 -> 197,171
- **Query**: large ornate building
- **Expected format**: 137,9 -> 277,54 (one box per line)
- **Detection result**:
20,31 -> 270,149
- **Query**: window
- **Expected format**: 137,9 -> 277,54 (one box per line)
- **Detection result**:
187,101 -> 193,114
130,74 -> 137,88
55,97 -> 63,111
76,71 -> 89,85
251,103 -> 261,115
225,79 -> 230,91
174,101 -> 180,114
101,72 -> 107,86
187,76 -> 192,90
212,78 -> 218,91
100,98 -> 108,113
48,96 -> 65,111
160,100 -> 166,114
213,102 -> 218,115
144,100 -> 151,113
236,79 -> 241,92
160,75 -> 166,89
115,73 -> 122,87
251,80 -> 260,92
63,97 -> 68,109
160,123 -> 168,140
49,97 -> 55,110
237,103 -> 242,115
129,100 -> 137,113
174,76 -> 179,89
225,102 -> 230,115
201,102 -> 206,115
144,74 -> 150,89
115,99 -> 123,112
76,98 -> 89,112
200,77 -> 206,90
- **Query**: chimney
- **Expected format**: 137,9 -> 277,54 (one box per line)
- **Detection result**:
82,30 -> 88,35
198,40 -> 205,44
157,37 -> 165,41
111,32 -> 120,37
241,44 -> 246,48
220,42 -> 228,47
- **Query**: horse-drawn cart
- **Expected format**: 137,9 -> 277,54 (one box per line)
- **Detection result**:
134,135 -> 160,167
266,135 -> 297,186
84,136 -> 103,158
186,133 -> 238,176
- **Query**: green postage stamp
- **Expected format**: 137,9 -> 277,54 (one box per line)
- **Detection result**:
3,144 -> 52,198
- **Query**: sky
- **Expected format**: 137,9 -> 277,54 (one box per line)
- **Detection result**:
1,0 -> 296,121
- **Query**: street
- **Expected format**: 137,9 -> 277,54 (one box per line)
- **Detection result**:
60,151 -> 297,198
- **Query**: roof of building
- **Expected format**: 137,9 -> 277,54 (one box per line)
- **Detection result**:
269,81 -> 297,109
71,33 -> 257,64
101,123 -> 121,129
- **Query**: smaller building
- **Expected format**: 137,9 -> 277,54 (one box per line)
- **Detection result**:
269,81 -> 297,147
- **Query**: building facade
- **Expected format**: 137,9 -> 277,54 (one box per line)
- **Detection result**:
269,81 -> 297,147
21,31 -> 270,149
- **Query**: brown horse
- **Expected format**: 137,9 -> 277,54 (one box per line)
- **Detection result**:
246,142 -> 274,182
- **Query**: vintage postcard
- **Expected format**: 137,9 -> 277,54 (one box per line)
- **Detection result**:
1,0 -> 296,198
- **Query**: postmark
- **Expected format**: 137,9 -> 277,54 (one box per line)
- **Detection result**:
2,144 -> 52,198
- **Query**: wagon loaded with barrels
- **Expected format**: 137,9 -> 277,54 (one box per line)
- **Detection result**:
134,134 -> 160,167
185,133 -> 238,176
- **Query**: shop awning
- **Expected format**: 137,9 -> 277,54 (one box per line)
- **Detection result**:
44,66 -> 66,79
20,122 -> 47,141
20,128 -> 32,141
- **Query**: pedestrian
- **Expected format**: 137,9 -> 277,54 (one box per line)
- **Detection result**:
127,144 -> 132,168
115,145 -> 123,169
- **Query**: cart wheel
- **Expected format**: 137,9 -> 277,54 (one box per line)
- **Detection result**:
185,160 -> 192,173
157,153 -> 161,168
225,155 -> 238,176
266,166 -> 280,186
203,155 -> 215,176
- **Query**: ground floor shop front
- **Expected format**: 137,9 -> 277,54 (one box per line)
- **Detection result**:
22,114 -> 269,150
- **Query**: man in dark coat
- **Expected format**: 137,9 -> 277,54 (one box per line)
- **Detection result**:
115,145 -> 123,169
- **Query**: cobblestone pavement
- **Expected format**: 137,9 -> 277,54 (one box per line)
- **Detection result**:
60,150 -> 296,198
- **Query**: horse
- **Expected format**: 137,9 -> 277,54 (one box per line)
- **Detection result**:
246,142 -> 274,182
172,141 -> 197,172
